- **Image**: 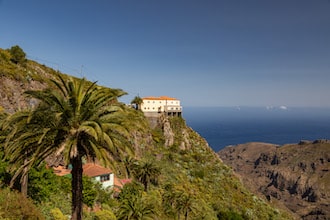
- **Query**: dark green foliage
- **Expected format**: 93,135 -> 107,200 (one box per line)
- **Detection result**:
0,151 -> 11,186
117,182 -> 156,220
28,164 -> 70,203
26,164 -> 71,218
93,184 -> 116,207
218,210 -> 244,220
130,96 -> 143,110
82,176 -> 97,208
131,159 -> 161,191
161,181 -> 203,220
121,155 -> 137,179
28,165 -> 113,218
9,45 -> 26,64
151,127 -> 165,144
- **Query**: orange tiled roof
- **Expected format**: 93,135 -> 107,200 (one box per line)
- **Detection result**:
53,165 -> 71,176
142,96 -> 178,101
113,177 -> 132,192
83,163 -> 113,177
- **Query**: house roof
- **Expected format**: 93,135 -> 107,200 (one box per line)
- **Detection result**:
114,176 -> 131,188
83,163 -> 113,177
142,96 -> 178,101
52,165 -> 71,176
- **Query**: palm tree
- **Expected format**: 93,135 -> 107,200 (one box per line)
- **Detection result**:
122,155 -> 137,179
131,159 -> 161,192
162,183 -> 197,220
3,109 -> 43,196
130,96 -> 143,110
4,74 -> 140,220
117,182 -> 155,220
0,110 -> 8,143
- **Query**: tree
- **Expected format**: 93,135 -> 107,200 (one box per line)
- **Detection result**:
9,45 -> 26,64
131,159 -> 161,192
3,74 -> 140,220
0,112 -> 11,187
130,96 -> 143,110
117,182 -> 156,220
122,155 -> 137,179
162,183 -> 198,220
3,110 -> 38,196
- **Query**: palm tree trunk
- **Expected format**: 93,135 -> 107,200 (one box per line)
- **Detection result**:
71,156 -> 83,220
144,182 -> 148,192
21,157 -> 28,197
21,170 -> 28,197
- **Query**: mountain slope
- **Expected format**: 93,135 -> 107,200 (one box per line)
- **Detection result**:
218,141 -> 330,219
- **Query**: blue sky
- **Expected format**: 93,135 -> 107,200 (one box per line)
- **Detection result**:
1,0 -> 329,107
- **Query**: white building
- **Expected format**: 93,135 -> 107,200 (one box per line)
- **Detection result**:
141,96 -> 182,116
83,163 -> 115,189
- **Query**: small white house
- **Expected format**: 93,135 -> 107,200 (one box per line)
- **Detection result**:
83,163 -> 115,189
141,96 -> 182,116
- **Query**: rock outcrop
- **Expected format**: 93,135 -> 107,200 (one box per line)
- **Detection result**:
0,76 -> 47,113
218,141 -> 330,219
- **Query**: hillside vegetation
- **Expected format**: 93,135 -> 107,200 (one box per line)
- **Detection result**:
0,46 -> 293,219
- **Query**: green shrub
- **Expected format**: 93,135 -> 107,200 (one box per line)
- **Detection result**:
0,187 -> 44,219
151,127 -> 164,144
0,49 -> 11,62
83,176 -> 97,208
50,208 -> 67,220
94,210 -> 117,220
9,45 -> 26,64
217,210 -> 243,220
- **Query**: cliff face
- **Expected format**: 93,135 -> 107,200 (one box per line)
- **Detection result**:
0,75 -> 47,113
0,48 -> 59,113
218,141 -> 330,220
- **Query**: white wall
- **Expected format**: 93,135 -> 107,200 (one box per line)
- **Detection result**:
141,98 -> 181,112
94,173 -> 114,189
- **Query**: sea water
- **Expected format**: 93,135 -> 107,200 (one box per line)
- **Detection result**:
183,107 -> 330,152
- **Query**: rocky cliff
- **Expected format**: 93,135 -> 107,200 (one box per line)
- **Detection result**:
218,141 -> 330,219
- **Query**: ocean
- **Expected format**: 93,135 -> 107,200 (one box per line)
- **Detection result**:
183,107 -> 330,152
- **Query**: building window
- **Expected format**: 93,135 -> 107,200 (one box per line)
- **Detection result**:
100,174 -> 110,182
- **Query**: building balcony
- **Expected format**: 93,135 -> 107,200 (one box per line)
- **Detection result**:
164,105 -> 182,113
